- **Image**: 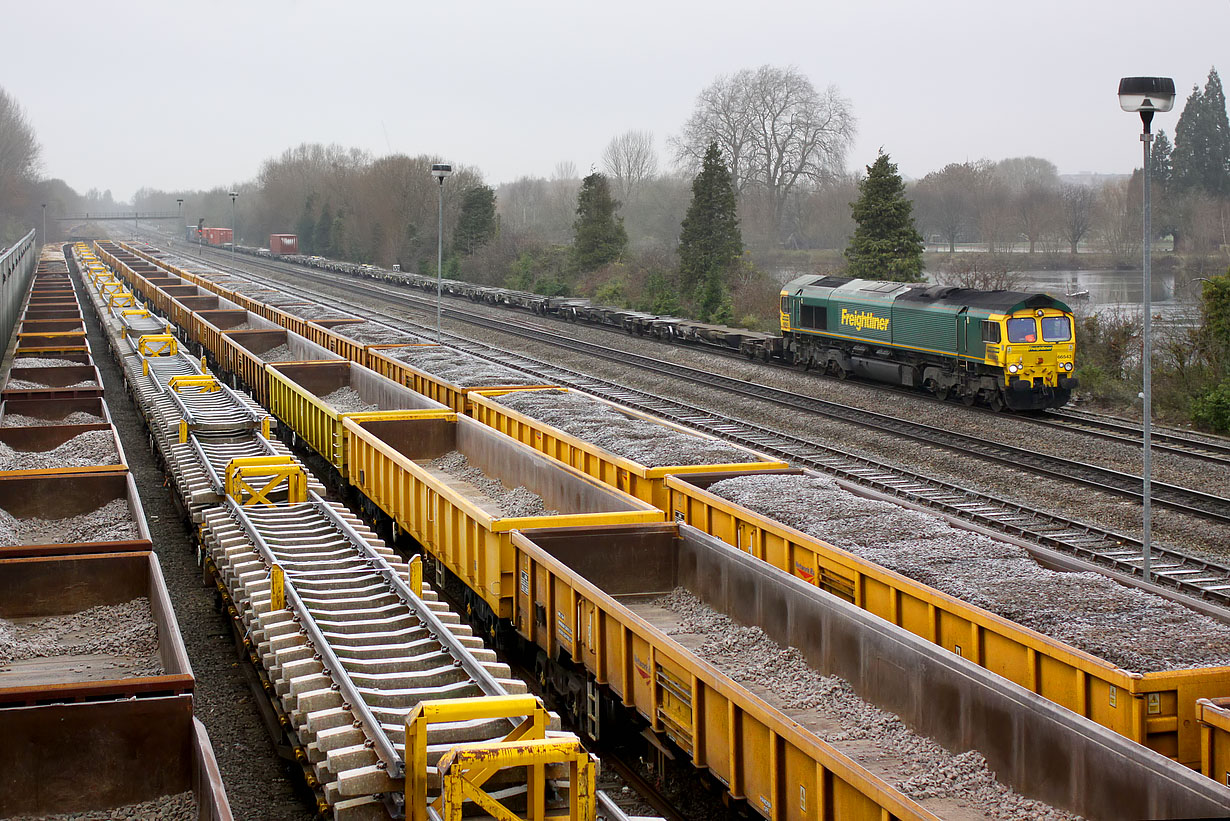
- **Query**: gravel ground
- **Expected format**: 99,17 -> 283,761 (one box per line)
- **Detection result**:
0,498 -> 138,546
257,343 -> 294,363
389,345 -> 544,387
0,410 -> 104,427
709,473 -> 1230,672
320,385 -> 378,413
10,357 -> 83,368
0,598 -> 161,675
651,588 -> 1077,821
331,321 -> 417,345
5,378 -> 99,390
0,429 -> 118,470
7,790 -> 195,820
492,389 -> 759,467
69,254 -> 313,820
428,450 -> 555,518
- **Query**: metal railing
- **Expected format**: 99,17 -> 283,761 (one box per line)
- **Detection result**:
1,229 -> 36,353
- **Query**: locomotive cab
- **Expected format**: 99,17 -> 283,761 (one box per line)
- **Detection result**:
980,307 -> 1077,408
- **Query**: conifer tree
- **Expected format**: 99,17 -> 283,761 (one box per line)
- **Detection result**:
571,172 -> 627,270
1173,68 -> 1230,198
452,185 -> 498,256
297,194 -> 317,254
314,203 -> 334,258
678,142 -> 743,296
844,151 -> 924,282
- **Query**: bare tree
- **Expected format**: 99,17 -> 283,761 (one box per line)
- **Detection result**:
602,130 -> 658,203
996,157 -> 1059,253
1096,178 -> 1141,258
0,86 -> 41,241
932,254 -> 1025,291
912,162 -> 984,252
673,65 -> 856,239
1058,183 -> 1096,254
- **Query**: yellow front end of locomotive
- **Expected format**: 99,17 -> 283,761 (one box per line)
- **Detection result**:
985,309 -> 1075,388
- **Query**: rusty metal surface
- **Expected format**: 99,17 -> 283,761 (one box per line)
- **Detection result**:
0,695 -> 232,819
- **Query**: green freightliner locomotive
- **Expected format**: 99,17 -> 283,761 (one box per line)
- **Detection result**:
779,275 -> 1078,411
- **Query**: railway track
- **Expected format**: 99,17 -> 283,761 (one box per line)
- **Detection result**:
175,238 -> 1230,467
147,244 -> 1230,607
195,248 -> 1230,519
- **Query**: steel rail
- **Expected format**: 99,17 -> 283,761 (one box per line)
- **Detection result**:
145,244 -> 1230,605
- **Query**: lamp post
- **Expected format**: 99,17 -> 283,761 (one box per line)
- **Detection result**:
1118,76 -> 1175,585
176,199 -> 183,239
431,163 -> 453,342
41,204 -> 46,248
229,192 -> 239,263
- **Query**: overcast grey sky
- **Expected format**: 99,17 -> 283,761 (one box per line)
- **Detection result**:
4,1 -> 1226,202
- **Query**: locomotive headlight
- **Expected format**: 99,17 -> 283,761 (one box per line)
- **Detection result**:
1064,362 -> 1073,371
1008,364 -> 1020,373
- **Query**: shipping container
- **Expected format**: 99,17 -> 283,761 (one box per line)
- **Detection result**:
509,522 -> 1230,821
269,233 -> 298,255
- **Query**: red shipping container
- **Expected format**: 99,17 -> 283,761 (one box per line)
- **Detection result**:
269,234 -> 298,255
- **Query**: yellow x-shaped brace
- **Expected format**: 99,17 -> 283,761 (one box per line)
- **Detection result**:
406,695 -> 591,821
107,292 -> 136,309
138,334 -> 178,357
437,737 -> 595,821
168,374 -> 220,393
224,456 -> 307,506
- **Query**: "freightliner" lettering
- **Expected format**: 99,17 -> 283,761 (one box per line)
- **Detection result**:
840,308 -> 890,333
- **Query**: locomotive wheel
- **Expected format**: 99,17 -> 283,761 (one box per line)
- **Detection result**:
934,385 -> 950,402
962,391 -> 978,407
989,392 -> 1006,412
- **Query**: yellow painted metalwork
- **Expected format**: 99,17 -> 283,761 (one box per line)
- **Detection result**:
406,695 -> 595,821
260,415 -> 272,440
107,291 -> 137,309
178,419 -> 188,445
270,564 -> 285,610
409,554 -> 422,597
468,388 -> 787,510
138,334 -> 178,358
168,374 -> 221,394
120,308 -> 151,318
664,471 -> 1230,767
224,456 -> 307,506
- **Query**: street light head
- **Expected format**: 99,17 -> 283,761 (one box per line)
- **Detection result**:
431,163 -> 453,182
229,191 -> 238,199
1118,76 -> 1176,114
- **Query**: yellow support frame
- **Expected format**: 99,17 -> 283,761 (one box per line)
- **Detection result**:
121,308 -> 151,319
224,456 -> 307,506
406,695 -> 595,821
107,290 -> 137,309
138,334 -> 178,357
168,374 -> 220,393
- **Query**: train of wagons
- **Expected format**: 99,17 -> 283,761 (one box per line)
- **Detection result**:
190,236 -> 1082,412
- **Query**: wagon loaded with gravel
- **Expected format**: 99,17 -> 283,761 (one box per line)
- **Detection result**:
665,466 -> 1230,769
368,344 -> 556,413
266,359 -> 452,478
342,412 -> 664,622
469,387 -> 789,508
510,522 -> 1230,821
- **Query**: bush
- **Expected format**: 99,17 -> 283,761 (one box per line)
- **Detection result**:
1191,380 -> 1230,432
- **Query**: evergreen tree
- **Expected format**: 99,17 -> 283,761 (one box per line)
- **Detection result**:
844,151 -> 925,282
571,172 -> 627,270
331,207 -> 348,259
297,194 -> 317,254
1172,68 -> 1230,198
452,185 -> 498,256
314,203 -> 334,257
678,142 -> 743,295
1150,129 -> 1173,188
